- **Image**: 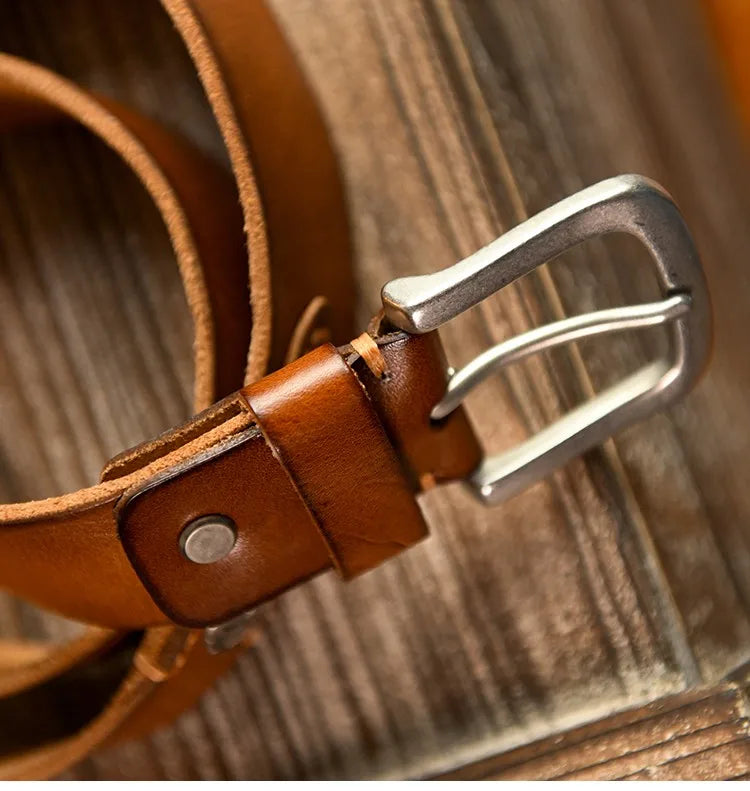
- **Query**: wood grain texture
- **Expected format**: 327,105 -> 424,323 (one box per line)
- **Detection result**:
0,0 -> 749,779
438,683 -> 750,780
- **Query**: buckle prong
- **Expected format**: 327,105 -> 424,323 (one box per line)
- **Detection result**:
381,175 -> 711,506
431,292 -> 690,421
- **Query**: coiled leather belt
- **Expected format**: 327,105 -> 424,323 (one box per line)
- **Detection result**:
0,0 -> 711,778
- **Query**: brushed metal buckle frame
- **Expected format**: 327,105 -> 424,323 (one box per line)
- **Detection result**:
381,175 -> 711,505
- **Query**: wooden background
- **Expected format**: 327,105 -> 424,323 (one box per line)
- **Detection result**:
1,0 -> 750,779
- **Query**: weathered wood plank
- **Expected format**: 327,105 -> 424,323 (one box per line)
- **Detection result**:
437,683 -> 750,780
0,0 -> 748,779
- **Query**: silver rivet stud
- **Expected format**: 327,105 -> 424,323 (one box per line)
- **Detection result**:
179,515 -> 237,564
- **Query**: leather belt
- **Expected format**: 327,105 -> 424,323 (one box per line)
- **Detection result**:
0,0 -> 360,776
0,0 -> 711,779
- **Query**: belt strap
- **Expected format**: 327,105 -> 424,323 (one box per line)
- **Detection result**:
1,2 -> 708,777
0,0 -> 480,777
1,332 -> 477,630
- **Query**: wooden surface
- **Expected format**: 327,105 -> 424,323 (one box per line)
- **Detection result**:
438,683 -> 750,780
1,0 -> 750,779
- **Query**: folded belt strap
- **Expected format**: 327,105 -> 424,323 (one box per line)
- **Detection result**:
0,0 -> 481,777
120,343 -> 428,628
117,334 -> 479,628
0,331 -> 479,630
0,338 -> 479,776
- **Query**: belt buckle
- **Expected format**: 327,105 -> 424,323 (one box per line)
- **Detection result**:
381,174 -> 711,505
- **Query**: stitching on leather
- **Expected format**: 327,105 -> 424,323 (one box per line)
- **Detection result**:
133,630 -> 198,684
350,332 -> 389,379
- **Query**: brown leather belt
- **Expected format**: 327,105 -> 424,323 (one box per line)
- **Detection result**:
0,0 -> 712,779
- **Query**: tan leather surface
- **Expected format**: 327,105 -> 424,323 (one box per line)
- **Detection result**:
351,328 -> 483,488
0,629 -> 119,699
0,0 -> 487,770
0,628 -> 186,780
118,424 -> 330,627
0,0 -> 360,776
243,344 -> 429,579
0,326 -> 479,629
0,627 -> 246,774
0,53 -> 249,409
15,0 -> 746,779
0,413 -> 250,627
118,337 -> 469,625
103,632 -> 247,746
167,0 -> 356,378
0,0 -> 357,621
0,634 -> 140,760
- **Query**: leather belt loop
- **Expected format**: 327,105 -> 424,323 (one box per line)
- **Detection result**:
350,330 -> 483,489
0,0 -> 479,768
242,343 -> 428,578
0,0 -> 358,771
116,341 -> 439,628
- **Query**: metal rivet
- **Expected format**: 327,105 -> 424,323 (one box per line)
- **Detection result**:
204,609 -> 257,654
179,515 -> 237,564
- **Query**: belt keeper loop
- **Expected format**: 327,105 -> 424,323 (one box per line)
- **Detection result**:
242,344 -> 427,579
351,332 -> 388,379
133,630 -> 199,684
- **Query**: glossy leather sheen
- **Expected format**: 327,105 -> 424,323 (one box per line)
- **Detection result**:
0,0 -> 483,775
117,336 -> 477,627
352,330 -> 483,487
0,0 -> 358,775
118,424 -> 330,628
244,344 -> 428,579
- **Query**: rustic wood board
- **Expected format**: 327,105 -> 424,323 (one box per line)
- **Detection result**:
438,682 -> 750,780
0,0 -> 749,779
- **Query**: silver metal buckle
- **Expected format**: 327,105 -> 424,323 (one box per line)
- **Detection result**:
381,175 -> 711,505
